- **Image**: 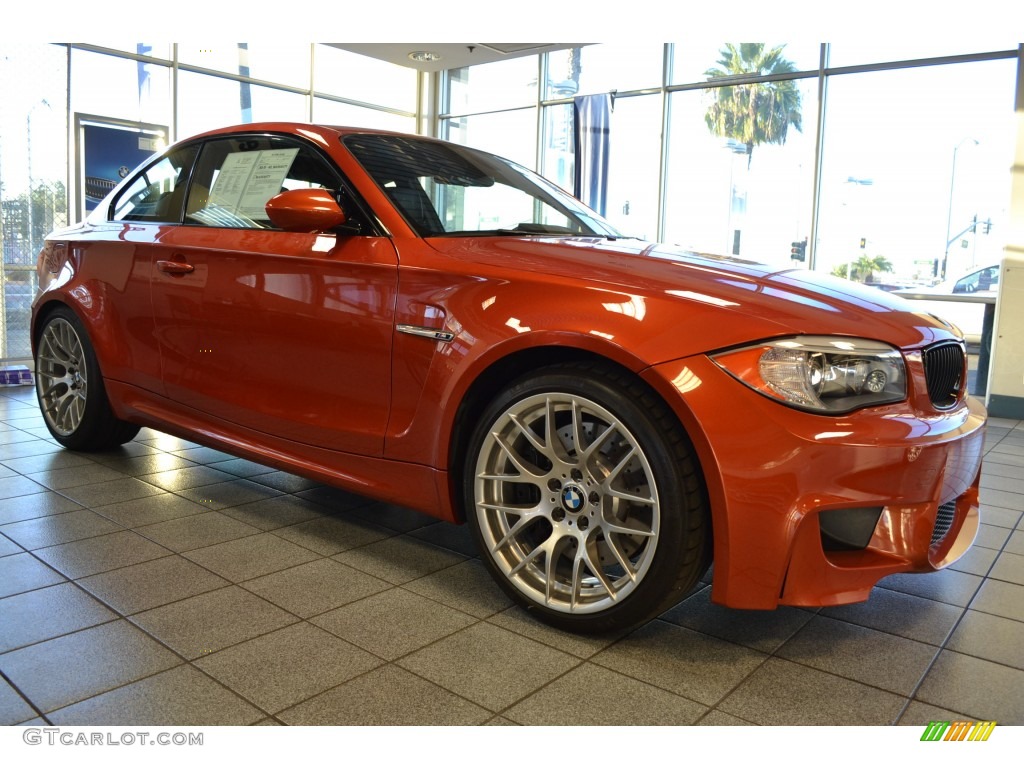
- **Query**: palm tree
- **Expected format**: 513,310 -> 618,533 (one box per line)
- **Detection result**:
831,254 -> 894,283
704,44 -> 803,168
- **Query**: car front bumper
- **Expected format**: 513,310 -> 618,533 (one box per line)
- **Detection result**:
645,354 -> 986,610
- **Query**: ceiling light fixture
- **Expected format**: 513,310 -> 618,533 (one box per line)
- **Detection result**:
408,51 -> 441,63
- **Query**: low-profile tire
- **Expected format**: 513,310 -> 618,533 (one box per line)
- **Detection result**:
463,362 -> 710,634
34,306 -> 140,450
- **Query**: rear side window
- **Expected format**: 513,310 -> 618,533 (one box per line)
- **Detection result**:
185,136 -> 342,229
111,146 -> 200,223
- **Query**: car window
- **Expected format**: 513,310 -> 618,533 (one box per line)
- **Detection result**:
111,146 -> 200,223
953,266 -> 999,294
185,136 -> 342,229
344,134 -> 621,238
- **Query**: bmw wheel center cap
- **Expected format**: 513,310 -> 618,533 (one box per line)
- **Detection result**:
561,484 -> 586,513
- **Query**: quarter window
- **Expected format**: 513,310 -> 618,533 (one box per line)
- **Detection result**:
111,146 -> 199,222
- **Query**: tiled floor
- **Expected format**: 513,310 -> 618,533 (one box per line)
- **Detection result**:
1,383 -> 1022,727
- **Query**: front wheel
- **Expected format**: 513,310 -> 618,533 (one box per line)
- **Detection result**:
35,307 -> 140,450
464,363 -> 710,634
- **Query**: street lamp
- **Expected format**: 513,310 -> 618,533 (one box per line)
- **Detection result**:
941,137 -> 979,281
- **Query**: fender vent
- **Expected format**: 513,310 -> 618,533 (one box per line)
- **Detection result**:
931,500 -> 957,545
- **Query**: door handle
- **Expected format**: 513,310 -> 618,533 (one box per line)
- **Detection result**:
156,259 -> 195,275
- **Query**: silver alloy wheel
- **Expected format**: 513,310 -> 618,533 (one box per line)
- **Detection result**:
473,392 -> 660,614
36,317 -> 89,436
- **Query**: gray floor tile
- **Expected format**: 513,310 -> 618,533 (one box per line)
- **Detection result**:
660,585 -> 813,653
978,488 -> 1024,511
58,477 -> 164,508
248,471 -> 321,493
0,491 -> 83,526
347,502 -> 437,533
775,615 -> 938,695
898,700 -> 972,726
0,675 -> 36,726
139,466 -> 235,492
78,555 -> 229,615
294,485 -> 372,513
877,569 -> 983,607
178,479 -> 283,511
969,578 -> 1024,622
195,622 -> 381,713
0,620 -> 182,712
0,534 -> 22,557
171,446 -> 237,464
0,439 -> 63,461
33,530 -> 172,579
397,622 -> 578,712
1,451 -> 96,475
0,552 -> 66,598
134,511 -> 261,552
948,544 -> 999,576
980,473 -> 1024,494
183,533 -> 320,583
27,464 -> 129,491
272,515 -> 392,556
821,587 -> 963,646
216,495 -> 324,531
332,533 -> 467,585
591,620 -> 766,706
205,458 -> 276,478
311,588 -> 476,659
718,657 -> 906,725
916,650 -> 1024,724
408,520 -> 479,557
403,559 -> 514,619
90,452 -> 194,477
505,662 -> 707,725
129,586 -> 297,659
0,582 -> 116,652
0,509 -> 123,550
975,523 -> 1011,550
487,606 -> 626,659
946,609 -> 1024,669
242,559 -> 390,618
979,504 -> 1022,529
696,710 -> 757,726
91,493 -> 210,529
1005,529 -> 1024,556
0,475 -> 46,500
48,665 -> 264,725
278,665 -> 489,726
484,716 -> 518,725
137,434 -> 202,452
989,551 -> 1024,586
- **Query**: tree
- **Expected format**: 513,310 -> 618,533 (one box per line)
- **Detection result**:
831,254 -> 894,283
704,44 -> 803,168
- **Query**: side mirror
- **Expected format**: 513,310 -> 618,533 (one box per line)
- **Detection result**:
265,188 -> 347,232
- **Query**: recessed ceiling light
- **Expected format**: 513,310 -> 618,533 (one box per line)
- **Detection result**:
408,51 -> 441,62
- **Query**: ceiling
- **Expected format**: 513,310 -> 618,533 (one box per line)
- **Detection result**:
326,43 -> 588,72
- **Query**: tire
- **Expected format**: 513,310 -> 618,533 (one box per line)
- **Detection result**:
34,306 -> 140,450
464,362 -> 710,634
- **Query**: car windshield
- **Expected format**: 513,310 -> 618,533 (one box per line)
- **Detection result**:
343,133 -> 624,239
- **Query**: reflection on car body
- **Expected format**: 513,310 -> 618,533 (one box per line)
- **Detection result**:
31,123 -> 985,633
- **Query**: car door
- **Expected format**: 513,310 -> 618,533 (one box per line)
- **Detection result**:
149,133 -> 398,456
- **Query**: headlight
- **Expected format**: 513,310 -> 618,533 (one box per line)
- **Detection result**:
712,336 -> 906,414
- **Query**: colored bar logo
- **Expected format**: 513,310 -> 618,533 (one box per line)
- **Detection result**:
920,721 -> 997,741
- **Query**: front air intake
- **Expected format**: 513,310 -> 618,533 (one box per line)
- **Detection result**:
931,500 -> 958,545
922,341 -> 965,409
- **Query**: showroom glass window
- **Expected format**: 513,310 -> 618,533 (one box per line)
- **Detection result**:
183,137 -> 341,229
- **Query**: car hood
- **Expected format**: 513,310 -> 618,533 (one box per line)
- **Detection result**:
426,237 -> 961,350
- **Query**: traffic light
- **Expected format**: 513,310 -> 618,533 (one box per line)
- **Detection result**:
790,239 -> 807,262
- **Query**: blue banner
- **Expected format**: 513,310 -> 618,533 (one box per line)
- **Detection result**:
573,94 -> 612,216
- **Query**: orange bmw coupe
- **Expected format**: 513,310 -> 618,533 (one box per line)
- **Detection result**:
32,123 -> 985,632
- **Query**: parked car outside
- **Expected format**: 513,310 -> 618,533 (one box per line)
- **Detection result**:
31,123 -> 985,633
901,264 -> 999,346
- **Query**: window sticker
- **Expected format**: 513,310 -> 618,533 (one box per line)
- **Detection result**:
207,147 -> 300,220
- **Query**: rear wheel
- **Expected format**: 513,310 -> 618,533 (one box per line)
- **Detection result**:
35,307 -> 140,450
464,363 -> 710,633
